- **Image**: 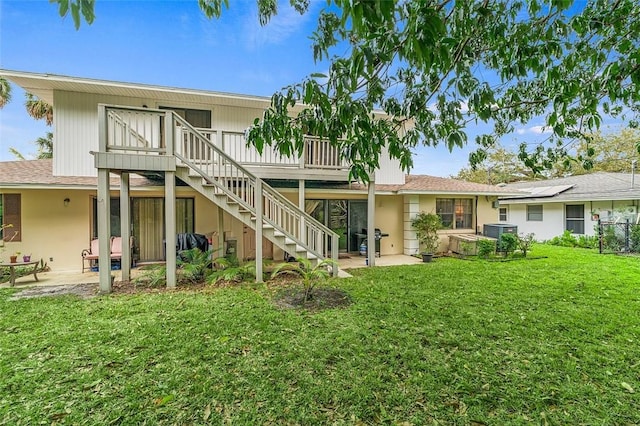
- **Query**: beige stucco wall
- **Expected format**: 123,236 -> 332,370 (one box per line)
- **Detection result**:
415,194 -> 500,253
2,188 -> 94,272
1,187 -> 227,273
5,183 -> 501,272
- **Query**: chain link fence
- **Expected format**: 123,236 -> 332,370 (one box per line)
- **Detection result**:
598,219 -> 640,253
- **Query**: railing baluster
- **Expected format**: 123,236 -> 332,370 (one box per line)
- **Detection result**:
104,105 -> 339,274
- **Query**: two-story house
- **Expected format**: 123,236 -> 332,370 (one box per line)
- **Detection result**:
0,70 -> 517,291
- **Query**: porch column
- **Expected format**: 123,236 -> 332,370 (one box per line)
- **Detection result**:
97,168 -> 112,293
299,179 -> 305,247
255,179 -> 264,282
165,171 -> 177,288
404,195 -> 420,256
367,177 -> 376,267
218,206 -> 224,253
120,172 -> 131,282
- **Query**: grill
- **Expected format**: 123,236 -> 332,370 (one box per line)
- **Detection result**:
356,228 -> 389,257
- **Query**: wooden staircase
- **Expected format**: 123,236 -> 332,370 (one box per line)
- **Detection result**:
104,106 -> 339,276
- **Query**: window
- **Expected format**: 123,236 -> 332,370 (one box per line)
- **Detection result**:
499,207 -> 508,222
527,205 -> 543,221
1,194 -> 21,242
160,106 -> 212,128
436,198 -> 473,229
566,204 -> 585,234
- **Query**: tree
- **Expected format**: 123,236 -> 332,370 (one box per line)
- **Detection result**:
0,77 -> 11,108
455,128 -> 640,183
25,93 -> 54,126
10,132 -> 54,160
34,132 -> 54,159
571,128 -> 640,174
53,0 -> 640,182
453,145 -> 535,184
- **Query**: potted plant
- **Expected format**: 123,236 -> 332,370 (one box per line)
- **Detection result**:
411,212 -> 443,262
10,251 -> 20,263
23,253 -> 31,262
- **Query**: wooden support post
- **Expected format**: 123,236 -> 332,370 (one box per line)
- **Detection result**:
367,178 -> 376,267
165,171 -> 177,288
97,168 -> 112,293
299,179 -> 305,245
218,206 -> 225,253
120,172 -> 131,282
255,179 -> 264,283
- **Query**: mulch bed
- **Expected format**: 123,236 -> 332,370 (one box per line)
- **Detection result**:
7,276 -> 353,312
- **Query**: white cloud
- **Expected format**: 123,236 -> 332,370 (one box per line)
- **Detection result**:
242,1 -> 316,50
516,125 -> 552,135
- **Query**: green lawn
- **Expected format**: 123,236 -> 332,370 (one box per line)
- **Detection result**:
1,245 -> 639,425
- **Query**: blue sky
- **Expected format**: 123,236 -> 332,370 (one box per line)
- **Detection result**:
0,0 -> 615,177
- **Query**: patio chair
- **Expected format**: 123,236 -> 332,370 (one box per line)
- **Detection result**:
81,238 -> 101,273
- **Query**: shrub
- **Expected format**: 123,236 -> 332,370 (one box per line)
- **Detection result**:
178,248 -> 214,283
631,225 -> 640,252
517,233 -> 535,257
498,233 -> 518,255
132,264 -> 167,287
576,235 -> 598,249
459,241 -> 474,256
411,212 -> 443,254
271,257 -> 337,301
207,255 -> 251,284
547,230 -> 578,247
477,239 -> 496,258
602,226 -> 622,252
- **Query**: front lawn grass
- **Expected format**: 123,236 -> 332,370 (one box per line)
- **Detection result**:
1,245 -> 639,424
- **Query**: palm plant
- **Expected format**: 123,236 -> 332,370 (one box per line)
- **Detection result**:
25,93 -> 53,126
0,77 -> 11,108
207,257 -> 258,284
35,132 -> 53,159
177,247 -> 213,283
271,257 -> 337,302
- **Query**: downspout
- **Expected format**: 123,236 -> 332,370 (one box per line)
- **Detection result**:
475,196 -> 479,234
632,160 -> 637,189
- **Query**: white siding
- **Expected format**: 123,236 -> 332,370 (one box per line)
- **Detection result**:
214,105 -> 262,132
53,91 -> 154,177
502,202 -> 599,241
375,145 -> 405,185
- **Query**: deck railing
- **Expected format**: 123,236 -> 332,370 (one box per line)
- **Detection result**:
103,105 -> 339,272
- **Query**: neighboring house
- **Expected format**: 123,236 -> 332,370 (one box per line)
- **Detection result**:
498,172 -> 640,240
0,70 -> 517,290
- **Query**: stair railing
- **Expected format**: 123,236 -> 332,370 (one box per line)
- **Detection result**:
103,106 -> 339,273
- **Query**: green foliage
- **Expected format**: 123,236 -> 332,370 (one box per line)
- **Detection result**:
547,230 -> 579,247
630,225 -> 640,252
54,0 -> 640,181
477,239 -> 496,258
410,212 -> 442,254
132,264 -> 167,288
546,230 -> 598,249
602,226 -> 622,252
3,246 -> 640,424
498,232 -> 518,255
576,235 -> 599,249
207,256 -> 259,284
271,257 -> 336,301
177,248 -> 214,283
0,76 -> 11,108
24,93 -> 53,126
517,233 -> 535,257
459,241 -> 474,256
53,0 -> 95,29
453,144 -> 536,183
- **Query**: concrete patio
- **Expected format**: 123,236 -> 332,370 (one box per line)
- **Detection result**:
1,254 -> 423,289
